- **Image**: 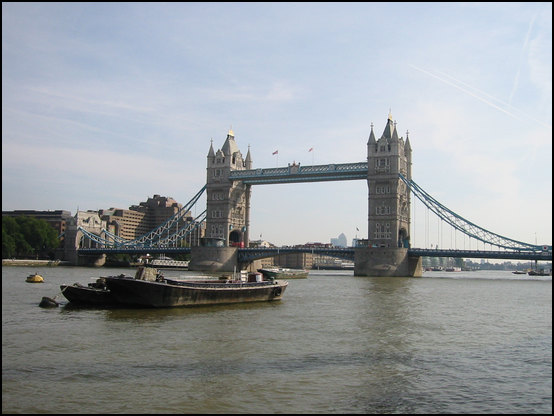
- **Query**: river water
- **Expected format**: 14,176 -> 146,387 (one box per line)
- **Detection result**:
2,266 -> 551,414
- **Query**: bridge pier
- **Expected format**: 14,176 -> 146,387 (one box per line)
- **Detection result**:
354,247 -> 422,277
78,253 -> 106,267
65,247 -> 106,267
188,247 -> 239,272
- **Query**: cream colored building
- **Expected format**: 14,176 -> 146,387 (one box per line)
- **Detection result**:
99,194 -> 204,245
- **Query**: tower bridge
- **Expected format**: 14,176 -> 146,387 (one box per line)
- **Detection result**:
72,113 -> 552,275
187,114 -> 418,275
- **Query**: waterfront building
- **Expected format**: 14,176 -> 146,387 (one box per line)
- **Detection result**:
273,251 -> 314,270
98,194 -> 204,246
98,207 -> 147,241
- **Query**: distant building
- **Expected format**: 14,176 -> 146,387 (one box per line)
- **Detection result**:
98,207 -> 147,240
248,239 -> 274,248
330,232 -> 348,247
274,252 -> 314,270
98,194 -> 204,246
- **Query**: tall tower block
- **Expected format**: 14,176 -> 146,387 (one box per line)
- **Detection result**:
355,113 -> 421,277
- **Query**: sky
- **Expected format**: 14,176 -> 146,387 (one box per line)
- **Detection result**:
2,2 -> 552,249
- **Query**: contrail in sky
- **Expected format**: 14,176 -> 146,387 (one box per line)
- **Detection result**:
409,64 -> 551,128
509,13 -> 538,105
433,69 -> 544,124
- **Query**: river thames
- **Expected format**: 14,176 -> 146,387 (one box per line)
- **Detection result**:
2,266 -> 551,413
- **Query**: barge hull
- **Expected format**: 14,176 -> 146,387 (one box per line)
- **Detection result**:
105,278 -> 287,308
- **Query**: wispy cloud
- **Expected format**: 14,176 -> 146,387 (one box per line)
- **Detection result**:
409,64 -> 551,129
509,13 -> 538,104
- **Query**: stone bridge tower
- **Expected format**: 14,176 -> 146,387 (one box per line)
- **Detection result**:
204,129 -> 252,247
355,113 -> 421,277
64,211 -> 107,266
189,129 -> 252,272
367,112 -> 412,248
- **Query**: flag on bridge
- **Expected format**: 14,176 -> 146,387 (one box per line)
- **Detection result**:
308,147 -> 313,152
272,150 -> 278,155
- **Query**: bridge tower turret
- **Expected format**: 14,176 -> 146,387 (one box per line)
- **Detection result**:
204,129 -> 252,248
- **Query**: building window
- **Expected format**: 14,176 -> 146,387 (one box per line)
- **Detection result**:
375,184 -> 391,194
375,158 -> 390,173
374,222 -> 392,239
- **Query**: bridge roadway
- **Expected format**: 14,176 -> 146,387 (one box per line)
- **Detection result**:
78,246 -> 552,262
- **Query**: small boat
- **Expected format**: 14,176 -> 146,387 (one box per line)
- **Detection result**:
258,267 -> 309,279
26,273 -> 44,283
512,270 -> 527,275
104,266 -> 288,308
528,269 -> 551,276
61,279 -> 117,306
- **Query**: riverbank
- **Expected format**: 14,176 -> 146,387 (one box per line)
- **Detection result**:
2,259 -> 70,267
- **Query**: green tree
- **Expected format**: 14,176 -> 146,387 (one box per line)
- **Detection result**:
2,216 -> 19,235
2,216 -> 59,259
2,228 -> 16,258
14,233 -> 33,257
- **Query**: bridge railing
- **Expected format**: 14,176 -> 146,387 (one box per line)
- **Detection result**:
238,246 -> 356,262
408,248 -> 552,261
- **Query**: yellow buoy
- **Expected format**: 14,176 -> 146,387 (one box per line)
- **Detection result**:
26,273 -> 44,283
